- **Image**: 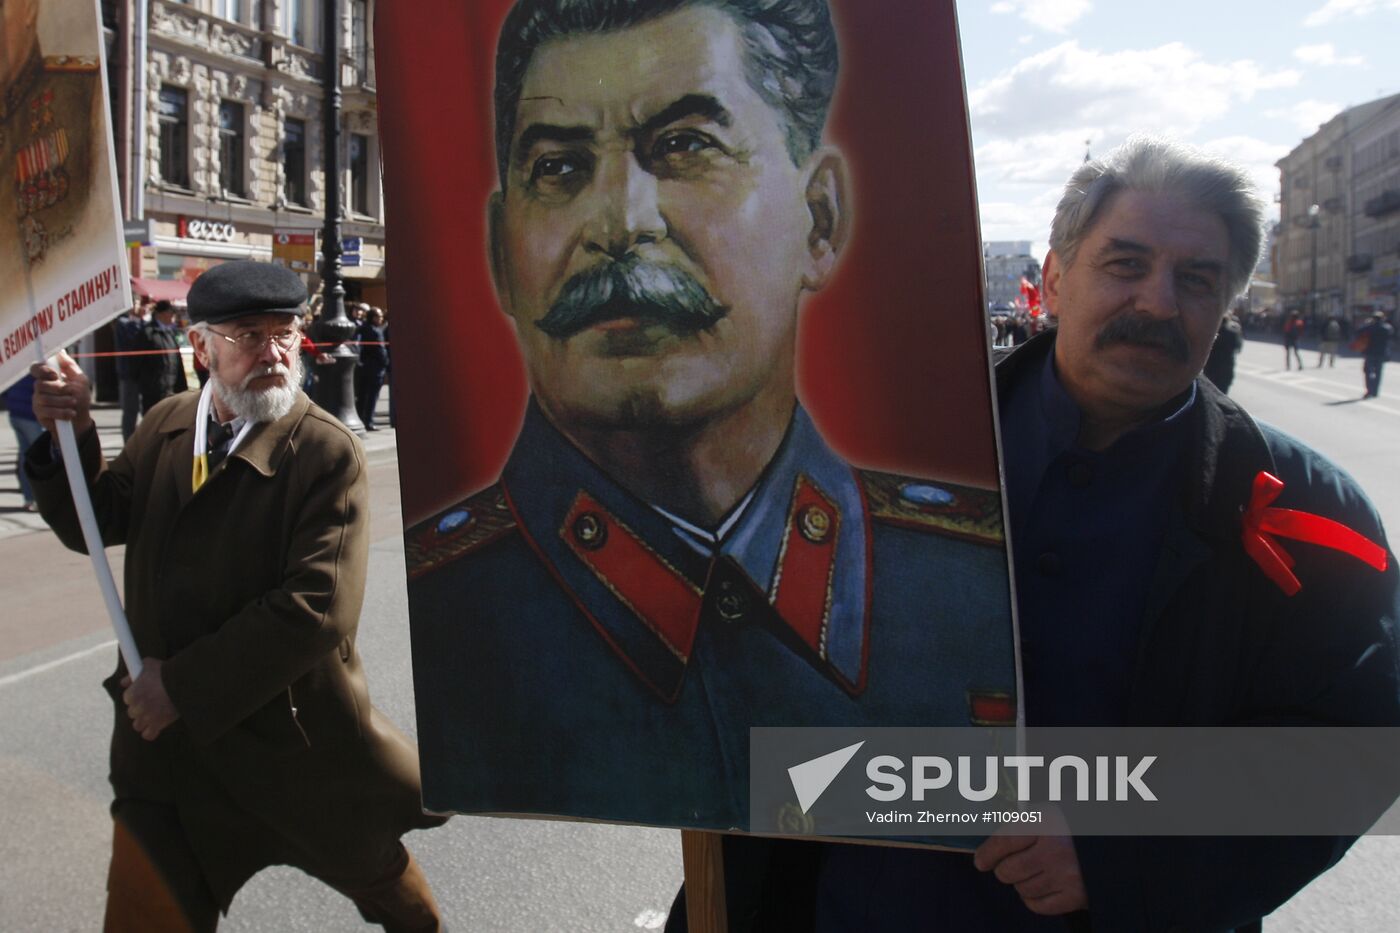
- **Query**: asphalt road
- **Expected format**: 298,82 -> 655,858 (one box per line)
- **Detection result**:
2,340 -> 1398,930
0,419 -> 684,933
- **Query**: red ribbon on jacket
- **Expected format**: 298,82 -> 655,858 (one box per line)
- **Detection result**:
1242,471 -> 1388,597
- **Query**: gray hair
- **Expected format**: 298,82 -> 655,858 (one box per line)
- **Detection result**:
493,0 -> 838,186
1048,136 -> 1266,303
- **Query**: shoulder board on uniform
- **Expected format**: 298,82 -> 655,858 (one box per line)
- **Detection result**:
405,483 -> 518,581
860,469 -> 1004,547
44,56 -> 100,74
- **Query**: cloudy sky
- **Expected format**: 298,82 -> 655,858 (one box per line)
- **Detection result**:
954,0 -> 1400,260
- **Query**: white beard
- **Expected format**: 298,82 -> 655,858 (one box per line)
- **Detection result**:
211,352 -> 303,423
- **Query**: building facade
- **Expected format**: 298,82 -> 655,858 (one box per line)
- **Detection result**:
983,240 -> 1038,309
115,0 -> 386,304
1275,93 -> 1400,327
1350,98 -> 1400,321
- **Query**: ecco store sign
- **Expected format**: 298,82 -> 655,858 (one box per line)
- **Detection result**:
177,217 -> 237,242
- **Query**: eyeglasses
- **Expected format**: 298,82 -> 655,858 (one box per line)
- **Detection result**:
207,326 -> 301,354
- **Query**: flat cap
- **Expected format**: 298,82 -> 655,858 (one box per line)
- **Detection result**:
187,261 -> 307,325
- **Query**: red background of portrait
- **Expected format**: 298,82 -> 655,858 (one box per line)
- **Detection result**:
375,0 -> 997,526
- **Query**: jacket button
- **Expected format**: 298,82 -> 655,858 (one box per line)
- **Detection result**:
799,505 -> 832,544
1036,552 -> 1061,575
572,512 -> 607,549
715,580 -> 748,622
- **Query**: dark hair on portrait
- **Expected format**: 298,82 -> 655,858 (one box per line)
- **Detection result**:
494,0 -> 839,185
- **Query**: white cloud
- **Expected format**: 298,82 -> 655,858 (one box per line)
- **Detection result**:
1292,42 -> 1365,66
1018,34 -> 1035,45
972,132 -> 1291,247
1265,98 -> 1343,133
1304,0 -> 1400,27
987,0 -> 1092,33
969,41 -> 1299,141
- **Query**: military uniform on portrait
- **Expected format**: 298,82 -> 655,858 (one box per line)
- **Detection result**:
407,403 -> 1018,830
0,50 -> 98,277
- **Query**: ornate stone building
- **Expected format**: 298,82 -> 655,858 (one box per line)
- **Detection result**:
123,0 -> 386,306
1275,93 -> 1400,327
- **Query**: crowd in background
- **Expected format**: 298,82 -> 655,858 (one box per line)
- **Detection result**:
990,311 -> 1048,348
5,290 -> 397,466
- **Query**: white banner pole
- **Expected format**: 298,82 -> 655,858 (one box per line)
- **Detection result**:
26,268 -> 142,680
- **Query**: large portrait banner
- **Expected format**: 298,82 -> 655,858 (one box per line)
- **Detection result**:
376,0 -> 1020,839
0,0 -> 129,390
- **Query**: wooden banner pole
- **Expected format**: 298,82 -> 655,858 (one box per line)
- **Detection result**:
680,830 -> 728,933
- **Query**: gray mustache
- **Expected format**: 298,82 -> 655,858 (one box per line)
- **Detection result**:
534,256 -> 726,339
1095,314 -> 1190,362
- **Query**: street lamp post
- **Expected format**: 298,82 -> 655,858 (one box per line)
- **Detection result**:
1307,203 -> 1321,325
311,0 -> 363,434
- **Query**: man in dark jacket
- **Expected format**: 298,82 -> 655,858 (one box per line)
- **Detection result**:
27,261 -> 443,931
1203,309 -> 1243,393
799,138 -> 1399,933
138,299 -> 189,412
1357,310 -> 1394,398
354,306 -> 389,430
113,299 -> 151,439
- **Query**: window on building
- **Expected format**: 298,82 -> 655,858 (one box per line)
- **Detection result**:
352,0 -> 369,74
158,85 -> 190,189
218,101 -> 245,197
284,118 -> 307,206
282,0 -> 321,50
214,0 -> 242,21
350,133 -> 370,215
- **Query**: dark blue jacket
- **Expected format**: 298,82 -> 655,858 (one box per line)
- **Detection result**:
405,401 -> 1018,831
1001,332 -> 1399,932
701,333 -> 1400,933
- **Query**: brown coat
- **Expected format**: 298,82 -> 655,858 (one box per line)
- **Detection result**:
29,391 -> 439,909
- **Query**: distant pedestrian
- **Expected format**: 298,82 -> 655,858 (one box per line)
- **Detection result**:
1283,311 -> 1305,370
138,300 -> 188,412
1356,311 -> 1394,398
2,374 -> 41,510
112,300 -> 151,440
1317,316 -> 1342,367
355,308 -> 389,430
1203,311 -> 1243,394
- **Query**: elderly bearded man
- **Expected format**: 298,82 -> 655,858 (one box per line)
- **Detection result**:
27,261 -> 444,932
799,138 -> 1400,932
405,0 -> 1018,835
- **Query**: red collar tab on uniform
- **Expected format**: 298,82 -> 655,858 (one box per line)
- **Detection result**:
1242,471 -> 1388,597
771,476 -> 841,660
561,490 -> 705,663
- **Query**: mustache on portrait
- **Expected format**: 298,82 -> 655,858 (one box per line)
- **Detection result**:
1094,314 -> 1190,362
533,255 -> 727,340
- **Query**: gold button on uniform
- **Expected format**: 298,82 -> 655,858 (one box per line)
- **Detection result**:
573,512 -> 607,549
715,579 -> 749,622
799,505 -> 832,544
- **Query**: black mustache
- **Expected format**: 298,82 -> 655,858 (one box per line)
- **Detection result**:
1095,315 -> 1190,362
534,256 -> 726,340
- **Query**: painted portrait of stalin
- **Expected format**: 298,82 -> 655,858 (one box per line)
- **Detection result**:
0,0 -> 100,276
404,0 -> 1018,832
